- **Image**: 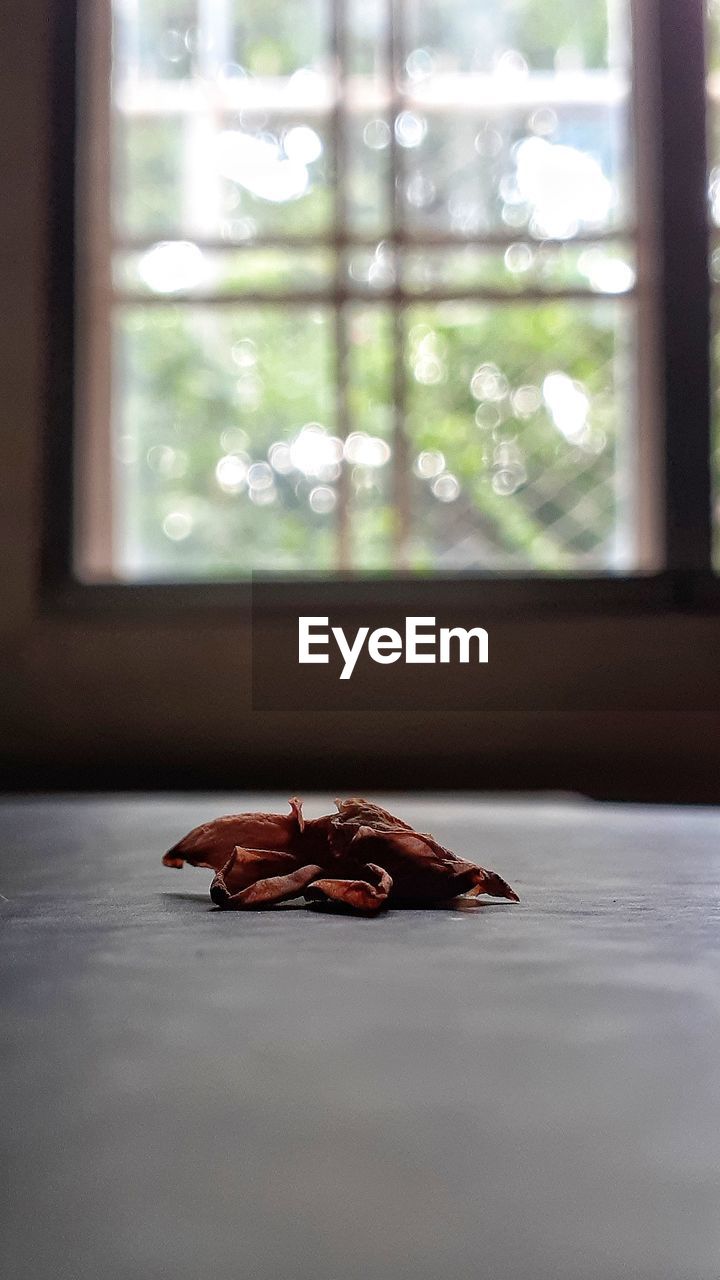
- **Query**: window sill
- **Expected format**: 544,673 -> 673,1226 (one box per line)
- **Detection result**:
38,569 -> 720,620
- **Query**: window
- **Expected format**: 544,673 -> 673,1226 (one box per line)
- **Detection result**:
74,0 -> 658,581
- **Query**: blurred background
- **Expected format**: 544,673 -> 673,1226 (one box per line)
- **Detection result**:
1,0 -> 720,798
80,0 -> 640,578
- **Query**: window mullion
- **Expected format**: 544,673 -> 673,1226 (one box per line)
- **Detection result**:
388,0 -> 410,569
332,0 -> 351,571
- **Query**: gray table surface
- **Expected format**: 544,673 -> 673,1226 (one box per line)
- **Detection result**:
1,793 -> 719,1280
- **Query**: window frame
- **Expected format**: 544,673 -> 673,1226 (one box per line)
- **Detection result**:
42,0 -> 717,618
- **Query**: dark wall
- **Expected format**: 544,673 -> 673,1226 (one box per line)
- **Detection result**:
1,0 -> 720,801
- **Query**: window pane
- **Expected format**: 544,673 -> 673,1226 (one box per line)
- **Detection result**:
345,305 -> 396,569
114,245 -> 335,296
346,114 -> 393,236
398,105 -> 630,238
404,0 -> 618,74
399,0 -> 632,236
401,242 -> 635,296
404,300 -> 633,569
113,0 -> 334,239
346,1 -> 392,234
113,305 -> 338,577
114,112 -> 334,240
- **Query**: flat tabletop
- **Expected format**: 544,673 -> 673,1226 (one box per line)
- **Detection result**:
1,794 -> 719,1280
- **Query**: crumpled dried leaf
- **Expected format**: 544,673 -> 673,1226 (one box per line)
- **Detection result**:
330,823 -> 519,907
332,798 -> 415,832
164,797 -> 519,913
304,862 -> 393,913
210,854 -> 324,910
210,847 -> 301,895
162,797 -> 331,870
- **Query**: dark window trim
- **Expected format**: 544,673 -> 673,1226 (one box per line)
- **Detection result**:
657,0 -> 713,572
44,0 -> 78,597
42,0 -> 717,619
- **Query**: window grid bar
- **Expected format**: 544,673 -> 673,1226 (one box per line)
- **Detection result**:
113,74 -> 630,114
112,286 -> 638,307
331,0 -> 351,570
113,229 -> 638,252
388,0 -> 410,566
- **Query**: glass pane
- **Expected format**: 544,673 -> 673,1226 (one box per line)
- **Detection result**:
397,0 -> 632,238
347,0 -> 388,79
116,117 -> 184,237
113,0 -> 334,239
114,0 -> 331,82
114,113 -> 334,239
403,301 -> 634,570
345,0 -> 392,234
398,104 -> 630,237
114,245 -> 335,296
346,114 -> 393,236
402,241 -> 635,295
345,306 -> 396,569
113,305 -> 338,577
403,0 -> 621,74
